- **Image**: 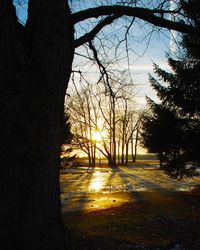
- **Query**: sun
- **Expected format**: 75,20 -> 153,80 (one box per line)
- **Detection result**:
91,131 -> 103,142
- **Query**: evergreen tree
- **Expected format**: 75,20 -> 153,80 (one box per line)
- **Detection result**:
141,99 -> 183,168
61,112 -> 75,169
0,1 -> 199,248
141,1 -> 200,178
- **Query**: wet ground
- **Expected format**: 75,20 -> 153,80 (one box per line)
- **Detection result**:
60,162 -> 200,212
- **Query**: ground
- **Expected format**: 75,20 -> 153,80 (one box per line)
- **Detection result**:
61,162 -> 200,249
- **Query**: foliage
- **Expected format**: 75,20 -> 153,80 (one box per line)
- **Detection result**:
162,157 -> 198,179
61,113 -> 75,169
1,0 -> 200,248
140,1 -> 200,178
140,99 -> 183,166
62,113 -> 73,145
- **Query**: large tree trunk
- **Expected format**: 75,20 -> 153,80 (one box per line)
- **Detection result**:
0,1 -> 74,249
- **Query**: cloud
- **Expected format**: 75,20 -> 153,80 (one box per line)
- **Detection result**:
169,1 -> 178,54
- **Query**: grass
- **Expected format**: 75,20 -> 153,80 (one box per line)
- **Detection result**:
63,191 -> 200,250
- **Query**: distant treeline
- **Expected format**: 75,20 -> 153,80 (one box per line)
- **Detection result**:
78,154 -> 158,162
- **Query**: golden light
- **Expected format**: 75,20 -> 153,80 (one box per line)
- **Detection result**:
91,131 -> 103,142
89,172 -> 104,191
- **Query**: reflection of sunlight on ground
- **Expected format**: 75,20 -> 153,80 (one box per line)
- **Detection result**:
88,172 -> 105,192
60,164 -> 200,212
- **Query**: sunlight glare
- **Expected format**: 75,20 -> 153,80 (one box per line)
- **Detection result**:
89,172 -> 104,191
91,131 -> 103,142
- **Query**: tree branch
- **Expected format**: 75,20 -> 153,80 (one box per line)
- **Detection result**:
74,14 -> 121,48
72,6 -> 198,34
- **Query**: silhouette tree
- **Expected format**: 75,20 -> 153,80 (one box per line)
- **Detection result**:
60,112 -> 74,169
67,81 -> 100,166
0,1 -> 199,249
68,74 -> 138,167
141,99 -> 183,166
141,1 -> 200,177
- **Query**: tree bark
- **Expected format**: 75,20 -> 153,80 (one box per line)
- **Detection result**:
125,142 -> 129,165
134,126 -> 139,162
112,97 -> 117,166
131,137 -> 135,162
0,1 -> 74,249
121,126 -> 125,164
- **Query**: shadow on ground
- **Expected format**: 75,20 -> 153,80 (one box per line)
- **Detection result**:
61,163 -> 200,249
63,190 -> 200,250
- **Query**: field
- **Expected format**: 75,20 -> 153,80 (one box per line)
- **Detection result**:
61,161 -> 200,249
77,154 -> 158,164
63,190 -> 200,250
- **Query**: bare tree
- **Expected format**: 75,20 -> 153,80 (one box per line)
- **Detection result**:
68,71 -> 142,167
116,92 -> 142,165
131,113 -> 144,162
67,79 -> 99,166
1,1 -> 199,249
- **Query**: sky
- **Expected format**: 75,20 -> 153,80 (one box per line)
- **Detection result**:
12,1 -> 178,155
13,0 -> 176,107
72,17 -> 174,109
13,0 -> 28,25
